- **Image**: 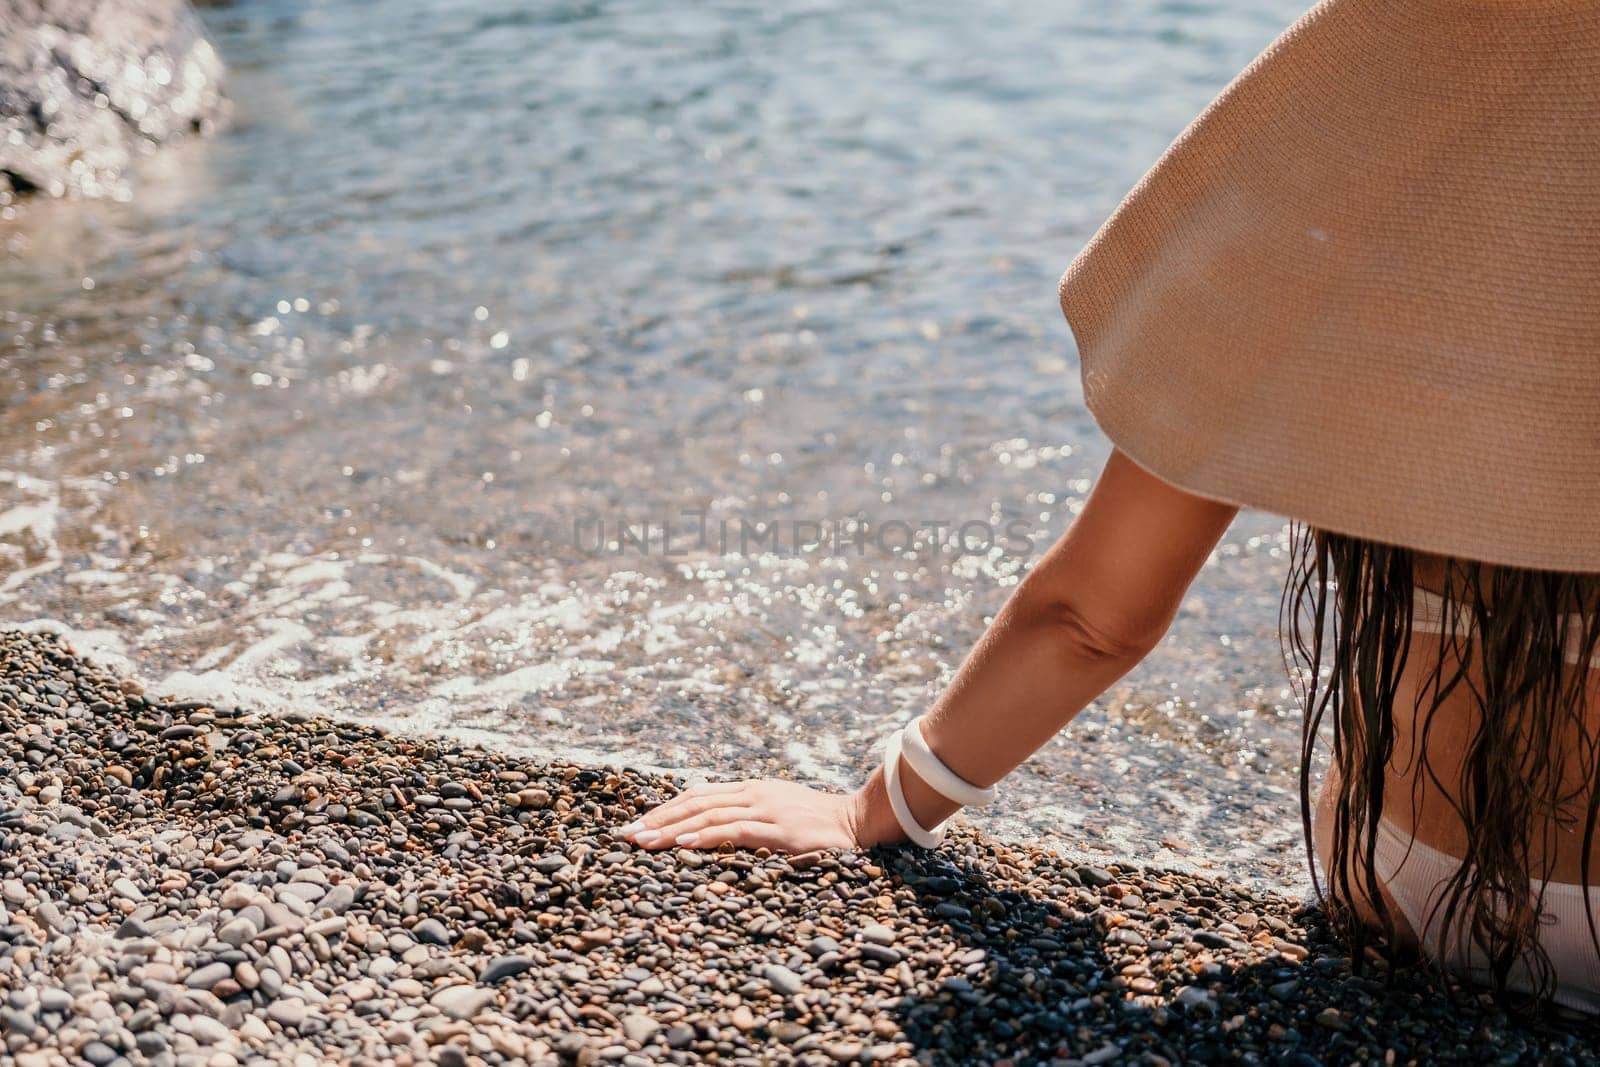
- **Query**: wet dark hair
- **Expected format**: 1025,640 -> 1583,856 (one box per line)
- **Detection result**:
1283,525 -> 1600,1001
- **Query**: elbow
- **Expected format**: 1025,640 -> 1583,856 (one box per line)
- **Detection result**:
1013,591 -> 1168,666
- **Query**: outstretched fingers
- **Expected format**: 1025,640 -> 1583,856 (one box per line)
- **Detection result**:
673,819 -> 786,851
614,778 -> 858,855
631,805 -> 761,849
617,780 -> 757,848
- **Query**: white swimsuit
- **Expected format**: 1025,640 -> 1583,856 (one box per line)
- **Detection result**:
1370,814 -> 1600,1013
1351,588 -> 1600,1012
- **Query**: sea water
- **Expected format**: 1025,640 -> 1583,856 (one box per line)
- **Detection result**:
0,0 -> 1314,888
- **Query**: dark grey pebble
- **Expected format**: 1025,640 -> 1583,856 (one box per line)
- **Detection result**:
479,955 -> 537,984
1077,866 -> 1117,887
806,935 -> 841,957
860,944 -> 903,966
184,962 -> 232,990
80,1040 -> 119,1066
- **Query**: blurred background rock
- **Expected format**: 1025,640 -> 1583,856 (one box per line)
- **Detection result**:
0,0 -> 225,204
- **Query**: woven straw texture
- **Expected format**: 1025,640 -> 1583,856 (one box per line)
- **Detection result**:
1059,0 -> 1600,572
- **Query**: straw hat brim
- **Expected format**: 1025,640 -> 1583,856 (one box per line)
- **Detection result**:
1059,0 -> 1600,573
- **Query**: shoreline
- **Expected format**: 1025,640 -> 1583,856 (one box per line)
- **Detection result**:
5,611 -> 1308,898
0,629 -> 1590,1066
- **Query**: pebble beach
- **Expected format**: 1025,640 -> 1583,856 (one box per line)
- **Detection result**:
2,628 -> 1597,1067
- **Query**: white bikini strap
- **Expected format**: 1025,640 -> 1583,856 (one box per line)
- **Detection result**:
1411,587 -> 1600,668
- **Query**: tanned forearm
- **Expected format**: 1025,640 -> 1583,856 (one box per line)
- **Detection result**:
851,577 -> 1156,842
852,450 -> 1238,844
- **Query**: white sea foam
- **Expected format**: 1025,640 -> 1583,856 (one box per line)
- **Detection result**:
13,618 -> 137,676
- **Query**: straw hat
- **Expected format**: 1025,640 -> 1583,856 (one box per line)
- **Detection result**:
1059,0 -> 1600,573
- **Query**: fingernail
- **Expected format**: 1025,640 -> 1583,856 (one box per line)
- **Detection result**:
675,832 -> 698,846
634,829 -> 661,845
616,821 -> 642,836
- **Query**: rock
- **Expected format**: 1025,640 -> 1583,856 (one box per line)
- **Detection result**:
33,898 -> 67,932
514,788 -> 552,809
2,1008 -> 37,1037
220,884 -> 254,910
37,988 -> 70,1013
217,917 -> 257,947
430,985 -> 496,1021
859,924 -> 896,946
189,1016 -> 228,1044
555,1033 -> 591,1060
621,1014 -> 659,1045
319,884 -> 356,915
826,1039 -> 864,1062
258,969 -> 284,999
859,944 -> 903,966
79,1041 -> 118,1066
305,915 -> 345,938
532,854 -> 569,875
806,935 -> 841,958
266,999 -> 306,1029
238,1015 -> 270,1043
479,955 -> 537,984
1077,866 -> 1116,888
0,0 -> 227,202
412,917 -> 451,946
114,917 -> 150,939
184,962 -> 232,990
763,964 -> 804,996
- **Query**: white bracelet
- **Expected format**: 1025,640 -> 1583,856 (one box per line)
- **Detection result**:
899,716 -> 997,808
883,730 -> 945,848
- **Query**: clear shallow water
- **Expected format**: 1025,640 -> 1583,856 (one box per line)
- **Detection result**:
1,0 -> 1314,887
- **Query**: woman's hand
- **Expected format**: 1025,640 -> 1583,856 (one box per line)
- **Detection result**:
618,779 -> 889,853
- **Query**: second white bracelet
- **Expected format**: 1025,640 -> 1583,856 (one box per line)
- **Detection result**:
883,730 -> 946,848
898,716 -> 998,808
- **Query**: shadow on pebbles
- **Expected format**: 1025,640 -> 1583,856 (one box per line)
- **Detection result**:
0,629 -> 1595,1066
